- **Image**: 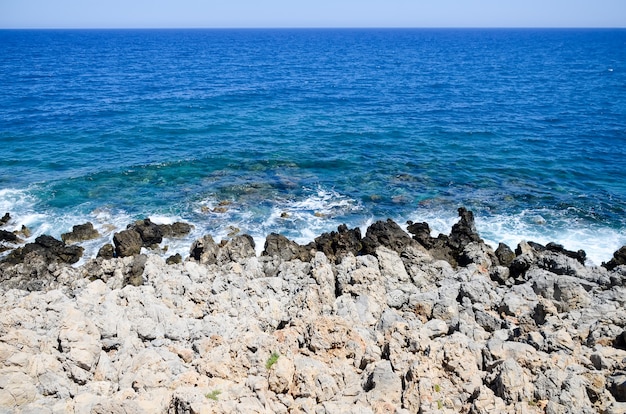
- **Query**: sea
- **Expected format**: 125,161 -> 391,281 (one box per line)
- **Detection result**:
1,28 -> 625,265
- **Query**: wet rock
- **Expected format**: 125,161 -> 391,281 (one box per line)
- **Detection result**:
313,224 -> 362,263
129,218 -> 163,247
0,229 -> 18,243
263,233 -> 311,262
605,246 -> 626,271
361,219 -> 413,256
61,222 -> 100,244
0,212 -> 10,226
97,243 -> 115,259
166,253 -> 182,265
449,207 -> 483,252
2,234 -> 83,265
189,234 -> 219,265
113,229 -> 142,258
158,222 -> 192,238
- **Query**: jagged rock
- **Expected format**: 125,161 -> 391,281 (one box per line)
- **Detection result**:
61,222 -> 100,244
2,234 -> 83,265
166,253 -> 182,265
545,242 -> 586,265
113,229 -> 142,257
609,375 -> 626,402
217,234 -> 256,264
449,207 -> 483,251
263,233 -> 311,262
495,242 -> 515,267
97,243 -> 115,259
158,221 -> 192,238
129,218 -> 163,247
408,207 -> 485,267
125,254 -> 147,286
0,229 -> 18,243
0,212 -> 10,226
313,224 -> 362,263
189,234 -> 219,265
361,219 -> 413,256
605,246 -> 626,271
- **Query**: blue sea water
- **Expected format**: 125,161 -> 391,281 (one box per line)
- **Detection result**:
1,29 -> 625,264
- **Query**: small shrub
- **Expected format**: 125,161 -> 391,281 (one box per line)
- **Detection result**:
434,383 -> 441,393
437,399 -> 443,410
266,352 -> 280,369
205,390 -> 221,401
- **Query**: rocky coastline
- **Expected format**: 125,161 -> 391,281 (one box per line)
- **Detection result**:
1,208 -> 626,413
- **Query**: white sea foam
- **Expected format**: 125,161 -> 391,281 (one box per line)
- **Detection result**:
406,208 -> 624,266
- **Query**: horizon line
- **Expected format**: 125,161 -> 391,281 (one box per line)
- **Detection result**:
1,26 -> 625,30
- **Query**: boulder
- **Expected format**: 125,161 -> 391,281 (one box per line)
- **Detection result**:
545,242 -> 586,265
113,229 -> 142,258
495,243 -> 515,267
61,222 -> 100,244
129,218 -> 163,247
0,212 -> 10,226
189,235 -> 219,265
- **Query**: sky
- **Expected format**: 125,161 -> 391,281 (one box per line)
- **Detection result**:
1,0 -> 625,29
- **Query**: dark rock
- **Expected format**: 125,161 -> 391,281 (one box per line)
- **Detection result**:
2,235 -> 83,265
604,246 -> 626,271
129,218 -> 163,247
166,253 -> 182,265
314,224 -> 362,263
0,212 -> 10,226
545,242 -> 586,265
0,229 -> 18,243
61,222 -> 100,244
361,219 -> 411,256
97,244 -> 115,260
125,254 -> 147,286
263,233 -> 312,262
495,243 -> 516,267
159,222 -> 193,238
407,208 -> 485,268
448,207 -> 483,252
189,235 -> 219,265
113,229 -> 143,258
608,375 -> 626,402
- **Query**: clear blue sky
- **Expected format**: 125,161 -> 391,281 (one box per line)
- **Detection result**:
1,0 -> 625,29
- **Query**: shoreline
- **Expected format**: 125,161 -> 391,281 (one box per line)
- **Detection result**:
1,207 -> 626,412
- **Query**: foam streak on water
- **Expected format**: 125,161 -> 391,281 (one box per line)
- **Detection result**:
1,29 -> 625,264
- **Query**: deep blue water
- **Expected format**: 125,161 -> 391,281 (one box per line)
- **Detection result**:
1,29 -> 625,264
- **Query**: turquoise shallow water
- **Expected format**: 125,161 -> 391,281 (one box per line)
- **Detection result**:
1,29 -> 625,263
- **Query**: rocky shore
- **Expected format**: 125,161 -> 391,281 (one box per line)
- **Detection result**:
1,208 -> 626,413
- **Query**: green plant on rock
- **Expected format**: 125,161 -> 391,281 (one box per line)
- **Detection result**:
205,389 -> 221,401
437,399 -> 443,410
266,351 -> 280,369
434,383 -> 441,393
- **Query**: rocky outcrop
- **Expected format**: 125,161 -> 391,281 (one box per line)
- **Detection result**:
408,207 -> 486,267
1,209 -> 626,413
61,222 -> 100,244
